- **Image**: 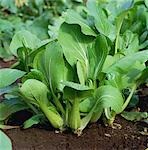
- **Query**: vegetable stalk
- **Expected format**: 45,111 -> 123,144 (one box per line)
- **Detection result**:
39,102 -> 64,129
69,98 -> 81,130
121,84 -> 137,112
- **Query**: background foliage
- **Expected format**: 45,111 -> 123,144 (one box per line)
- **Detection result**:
0,0 -> 83,60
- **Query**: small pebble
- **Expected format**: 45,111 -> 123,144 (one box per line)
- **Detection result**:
104,133 -> 111,137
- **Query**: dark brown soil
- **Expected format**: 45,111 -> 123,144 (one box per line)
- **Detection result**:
4,116 -> 148,150
1,60 -> 148,150
0,59 -> 16,68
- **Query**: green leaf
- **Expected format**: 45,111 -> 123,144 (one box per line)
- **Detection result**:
139,40 -> 148,50
22,69 -> 44,83
79,97 -> 94,113
140,31 -> 148,43
0,68 -> 26,88
80,85 -> 124,129
121,111 -> 148,121
0,85 -> 16,95
145,0 -> 148,8
115,10 -> 128,54
10,30 -> 41,56
20,79 -> 49,106
88,35 -> 109,79
20,79 -> 64,129
23,114 -> 44,129
0,131 -> 12,150
127,94 -> 139,109
27,12 -> 49,40
33,42 -> 69,115
121,4 -> 147,34
107,50 -> 148,74
105,72 -> 125,90
0,98 -> 28,121
63,86 -> 93,104
105,62 -> 146,89
48,17 -> 64,40
102,54 -> 124,72
94,85 -> 124,114
62,81 -> 93,91
64,9 -> 97,36
34,41 -> 72,92
98,0 -> 133,23
136,67 -> 148,84
87,0 -> 116,41
118,30 -> 139,55
15,39 -> 50,72
0,19 -> 13,31
58,23 -> 94,68
0,0 -> 17,13
76,61 -> 86,85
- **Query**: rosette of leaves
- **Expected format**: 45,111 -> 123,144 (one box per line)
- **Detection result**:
0,0 -> 148,135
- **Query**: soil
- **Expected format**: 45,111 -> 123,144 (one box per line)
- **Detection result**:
4,116 -> 148,150
1,60 -> 148,150
0,59 -> 16,68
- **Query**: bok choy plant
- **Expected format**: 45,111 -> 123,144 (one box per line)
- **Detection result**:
0,0 -> 148,135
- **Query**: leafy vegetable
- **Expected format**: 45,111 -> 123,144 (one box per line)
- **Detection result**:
33,41 -> 71,114
92,85 -> 124,123
20,79 -> 64,129
0,0 -> 148,135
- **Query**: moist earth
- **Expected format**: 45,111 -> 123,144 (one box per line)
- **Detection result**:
5,116 -> 148,150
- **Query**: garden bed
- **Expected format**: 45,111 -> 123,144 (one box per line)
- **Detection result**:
1,60 -> 147,150
0,61 -> 148,150
5,116 -> 148,150
0,1 -> 148,149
